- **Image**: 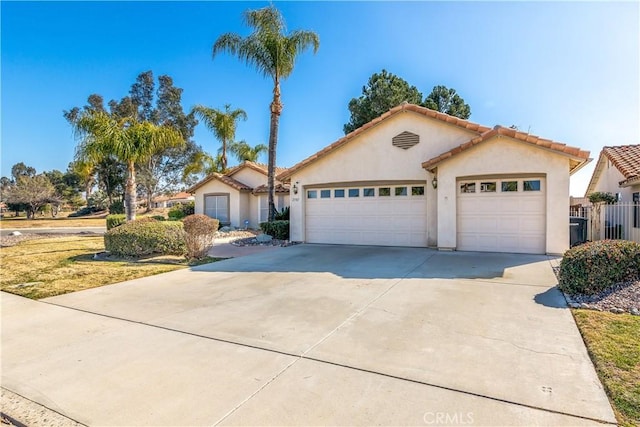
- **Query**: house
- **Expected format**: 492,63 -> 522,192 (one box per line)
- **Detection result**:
584,145 -> 640,203
277,103 -> 590,254
583,145 -> 640,242
187,161 -> 289,228
151,191 -> 195,209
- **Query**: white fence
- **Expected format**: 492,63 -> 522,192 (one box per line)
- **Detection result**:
571,202 -> 640,243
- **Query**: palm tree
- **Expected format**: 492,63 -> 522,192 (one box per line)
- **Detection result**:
73,111 -> 184,221
183,151 -> 226,179
192,104 -> 247,172
227,141 -> 268,163
213,5 -> 319,220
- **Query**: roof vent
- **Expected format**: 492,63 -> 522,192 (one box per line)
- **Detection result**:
392,131 -> 419,150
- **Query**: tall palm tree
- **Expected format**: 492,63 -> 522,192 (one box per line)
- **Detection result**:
183,151 -> 226,179
192,104 -> 247,172
213,5 -> 319,220
73,111 -> 184,221
227,141 -> 268,163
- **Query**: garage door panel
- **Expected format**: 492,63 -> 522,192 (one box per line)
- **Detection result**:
457,178 -> 545,254
305,184 -> 427,247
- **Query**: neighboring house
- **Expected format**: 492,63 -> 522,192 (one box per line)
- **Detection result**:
583,145 -> 640,242
584,145 -> 640,202
188,161 -> 289,228
151,192 -> 195,209
277,103 -> 590,254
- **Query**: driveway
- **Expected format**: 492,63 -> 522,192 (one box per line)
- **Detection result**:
1,245 -> 615,426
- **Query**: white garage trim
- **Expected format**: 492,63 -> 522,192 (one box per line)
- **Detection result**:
304,182 -> 428,247
457,177 -> 546,254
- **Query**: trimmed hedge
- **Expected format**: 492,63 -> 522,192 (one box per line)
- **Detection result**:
183,214 -> 219,259
106,214 -> 126,230
559,240 -> 640,295
259,220 -> 290,240
104,218 -> 186,257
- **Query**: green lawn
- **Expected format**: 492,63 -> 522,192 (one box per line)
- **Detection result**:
573,309 -> 640,426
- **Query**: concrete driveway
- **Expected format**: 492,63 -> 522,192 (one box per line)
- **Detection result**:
1,245 -> 615,426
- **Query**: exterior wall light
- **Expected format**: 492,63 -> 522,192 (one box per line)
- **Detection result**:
432,176 -> 438,189
293,181 -> 299,194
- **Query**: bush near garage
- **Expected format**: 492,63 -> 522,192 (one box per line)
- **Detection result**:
106,214 -> 126,230
104,218 -> 186,257
183,214 -> 219,259
559,240 -> 640,295
259,220 -> 289,240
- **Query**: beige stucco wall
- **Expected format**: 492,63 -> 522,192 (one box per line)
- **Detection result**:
230,168 -> 268,189
592,159 -> 637,203
436,136 -> 571,254
289,111 -> 479,243
193,180 -> 243,227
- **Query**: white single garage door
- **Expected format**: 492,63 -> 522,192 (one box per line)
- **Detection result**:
457,178 -> 546,254
305,184 -> 428,247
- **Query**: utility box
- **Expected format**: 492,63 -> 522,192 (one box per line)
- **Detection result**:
569,216 -> 588,247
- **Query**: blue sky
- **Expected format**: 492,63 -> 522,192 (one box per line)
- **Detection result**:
2,1 -> 638,196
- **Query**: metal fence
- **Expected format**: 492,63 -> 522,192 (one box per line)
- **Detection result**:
571,203 -> 640,243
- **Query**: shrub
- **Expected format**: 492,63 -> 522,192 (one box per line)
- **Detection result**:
559,240 -> 640,295
168,204 -> 186,221
104,219 -> 186,257
183,214 -> 219,259
109,200 -> 125,214
275,206 -> 290,220
151,215 -> 166,221
106,214 -> 126,230
182,201 -> 195,216
259,220 -> 290,240
588,192 -> 617,204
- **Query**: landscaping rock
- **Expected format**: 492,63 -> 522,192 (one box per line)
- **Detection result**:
631,307 -> 639,316
256,233 -> 273,243
611,307 -> 624,314
219,226 -> 236,233
9,231 -> 22,236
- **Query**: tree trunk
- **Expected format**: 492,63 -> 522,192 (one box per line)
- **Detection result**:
268,81 -> 283,222
125,161 -> 137,221
85,180 -> 92,203
222,138 -> 228,172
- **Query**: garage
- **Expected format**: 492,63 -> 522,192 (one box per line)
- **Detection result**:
457,177 -> 546,254
304,183 -> 428,247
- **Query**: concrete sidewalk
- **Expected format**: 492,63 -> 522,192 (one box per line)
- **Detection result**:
1,245 -> 616,426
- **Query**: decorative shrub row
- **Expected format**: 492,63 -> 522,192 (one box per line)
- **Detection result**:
259,220 -> 289,240
104,218 -> 186,257
183,214 -> 219,259
106,214 -> 126,230
559,240 -> 640,295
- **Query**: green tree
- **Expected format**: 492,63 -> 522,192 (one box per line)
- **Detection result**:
11,162 -> 36,181
344,70 -> 423,134
6,174 -> 56,219
423,85 -> 471,119
183,151 -> 226,178
192,104 -> 247,171
228,141 -> 268,163
72,111 -> 184,221
213,5 -> 319,220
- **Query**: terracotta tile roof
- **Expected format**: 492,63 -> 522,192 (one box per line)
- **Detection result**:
278,103 -> 492,181
227,161 -> 288,178
602,145 -> 640,185
252,183 -> 290,194
170,191 -> 193,200
421,125 -> 590,172
186,173 -> 252,193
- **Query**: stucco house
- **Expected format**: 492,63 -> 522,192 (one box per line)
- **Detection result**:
277,103 -> 590,254
151,191 -> 195,209
188,161 -> 289,228
584,145 -> 640,203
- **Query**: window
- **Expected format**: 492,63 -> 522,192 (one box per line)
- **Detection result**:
348,188 -> 360,197
523,180 -> 541,191
460,183 -> 475,193
259,195 -> 269,222
481,182 -> 496,192
634,192 -> 639,228
395,187 -> 407,196
412,186 -> 425,196
501,181 -> 518,192
379,187 -> 391,196
334,189 -> 345,198
204,194 -> 229,224
320,190 -> 331,198
363,188 -> 375,197
307,190 -> 317,199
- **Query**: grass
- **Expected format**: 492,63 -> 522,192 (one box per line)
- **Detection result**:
0,236 -> 216,299
573,309 -> 640,426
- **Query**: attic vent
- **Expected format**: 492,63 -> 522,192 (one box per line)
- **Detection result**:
392,131 -> 419,150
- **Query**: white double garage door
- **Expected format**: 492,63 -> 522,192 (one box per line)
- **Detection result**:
303,177 -> 546,253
